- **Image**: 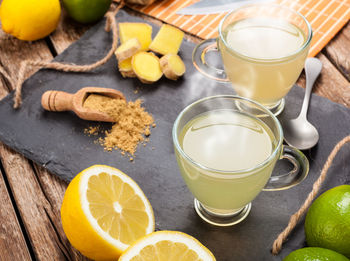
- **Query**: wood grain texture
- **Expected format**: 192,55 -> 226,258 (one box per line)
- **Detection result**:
49,9 -> 89,54
0,26 -> 52,93
0,168 -> 32,261
297,53 -> 350,108
32,164 -> 88,261
0,145 -> 85,260
323,22 -> 350,81
0,3 -> 349,260
0,19 -> 87,260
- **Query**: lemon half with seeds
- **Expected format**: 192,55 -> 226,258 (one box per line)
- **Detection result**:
61,165 -> 155,260
119,231 -> 216,261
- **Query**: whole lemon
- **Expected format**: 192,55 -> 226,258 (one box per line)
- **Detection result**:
305,185 -> 350,258
0,0 -> 61,41
283,247 -> 350,261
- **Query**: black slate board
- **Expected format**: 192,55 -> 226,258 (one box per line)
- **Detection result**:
0,10 -> 349,261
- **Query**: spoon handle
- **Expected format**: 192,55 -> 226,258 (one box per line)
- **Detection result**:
299,58 -> 322,119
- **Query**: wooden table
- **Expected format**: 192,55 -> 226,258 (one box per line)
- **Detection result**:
0,4 -> 349,260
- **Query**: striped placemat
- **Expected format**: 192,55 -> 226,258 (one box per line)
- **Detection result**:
130,0 -> 350,57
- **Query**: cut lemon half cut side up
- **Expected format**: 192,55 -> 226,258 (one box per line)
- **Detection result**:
119,231 -> 216,261
61,165 -> 155,260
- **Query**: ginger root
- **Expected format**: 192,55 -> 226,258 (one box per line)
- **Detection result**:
132,52 -> 163,84
115,38 -> 141,61
119,23 -> 152,51
149,24 -> 184,55
118,57 -> 136,78
159,54 -> 186,80
116,23 -> 186,83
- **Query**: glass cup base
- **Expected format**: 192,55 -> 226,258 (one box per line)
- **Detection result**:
264,98 -> 285,116
194,199 -> 251,226
235,98 -> 285,117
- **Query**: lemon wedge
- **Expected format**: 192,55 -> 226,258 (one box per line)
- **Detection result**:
119,231 -> 216,261
61,165 -> 154,260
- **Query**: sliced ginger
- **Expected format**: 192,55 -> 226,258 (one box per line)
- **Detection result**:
119,23 -> 152,51
149,24 -> 184,55
118,57 -> 136,78
159,54 -> 186,80
132,52 -> 163,84
116,23 -> 186,83
115,38 -> 141,61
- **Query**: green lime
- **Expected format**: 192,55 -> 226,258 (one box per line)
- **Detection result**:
283,247 -> 350,261
305,185 -> 350,258
62,0 -> 112,24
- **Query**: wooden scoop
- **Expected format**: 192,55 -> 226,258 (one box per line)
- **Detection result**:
41,87 -> 125,122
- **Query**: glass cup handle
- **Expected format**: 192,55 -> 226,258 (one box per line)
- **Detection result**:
263,146 -> 309,191
192,38 -> 229,82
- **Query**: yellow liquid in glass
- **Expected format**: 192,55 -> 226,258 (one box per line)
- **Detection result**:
220,17 -> 308,106
176,110 -> 279,212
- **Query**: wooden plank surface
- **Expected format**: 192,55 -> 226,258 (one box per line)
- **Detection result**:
0,145 -> 77,260
0,34 -> 52,93
324,22 -> 350,82
0,167 -> 32,261
49,9 -> 89,54
0,22 -> 87,260
0,4 -> 349,261
297,52 -> 350,107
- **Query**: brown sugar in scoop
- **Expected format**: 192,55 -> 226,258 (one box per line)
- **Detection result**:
83,93 -> 126,121
41,87 -> 125,122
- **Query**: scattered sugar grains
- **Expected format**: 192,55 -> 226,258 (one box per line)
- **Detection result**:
84,126 -> 100,136
83,94 -> 154,157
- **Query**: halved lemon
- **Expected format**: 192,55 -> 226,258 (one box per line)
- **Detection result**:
61,165 -> 155,260
119,231 -> 216,261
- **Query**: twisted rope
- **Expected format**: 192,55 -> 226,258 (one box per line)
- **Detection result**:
7,1 -> 125,108
0,65 -> 14,90
272,135 -> 350,255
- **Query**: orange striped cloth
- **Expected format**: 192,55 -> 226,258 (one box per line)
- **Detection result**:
130,0 -> 350,57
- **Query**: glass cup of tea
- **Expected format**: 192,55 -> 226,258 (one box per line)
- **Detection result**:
172,95 -> 309,226
192,4 -> 312,115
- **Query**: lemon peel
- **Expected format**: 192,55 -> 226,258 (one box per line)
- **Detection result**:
119,231 -> 216,261
0,0 -> 61,41
61,165 -> 154,260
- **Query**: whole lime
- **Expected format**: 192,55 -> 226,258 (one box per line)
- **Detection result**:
283,247 -> 350,261
62,0 -> 112,24
305,185 -> 350,258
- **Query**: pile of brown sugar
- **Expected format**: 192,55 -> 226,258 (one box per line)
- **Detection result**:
83,94 -> 155,157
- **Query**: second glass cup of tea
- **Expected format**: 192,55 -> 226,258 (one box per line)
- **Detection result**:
193,4 -> 312,115
172,95 -> 309,226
